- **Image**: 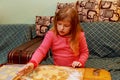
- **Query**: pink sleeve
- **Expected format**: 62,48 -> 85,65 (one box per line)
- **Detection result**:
29,31 -> 53,68
78,32 -> 89,67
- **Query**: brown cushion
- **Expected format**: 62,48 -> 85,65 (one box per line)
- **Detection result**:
55,2 -> 76,14
76,0 -> 101,22
99,0 -> 120,22
36,16 -> 54,37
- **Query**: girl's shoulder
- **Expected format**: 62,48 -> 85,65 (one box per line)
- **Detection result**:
80,31 -> 85,37
46,30 -> 55,36
78,32 -> 86,41
47,30 -> 54,34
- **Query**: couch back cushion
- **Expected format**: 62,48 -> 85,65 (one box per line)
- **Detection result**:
81,22 -> 120,58
99,0 -> 120,22
36,16 -> 54,37
76,0 -> 101,22
55,2 -> 76,14
55,0 -> 120,22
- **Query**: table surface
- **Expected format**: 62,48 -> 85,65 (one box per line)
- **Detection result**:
0,64 -> 111,80
0,64 -> 85,80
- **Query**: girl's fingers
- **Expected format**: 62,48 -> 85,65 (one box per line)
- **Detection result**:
72,61 -> 82,68
78,63 -> 82,67
17,64 -> 32,76
17,67 -> 27,76
72,61 -> 76,68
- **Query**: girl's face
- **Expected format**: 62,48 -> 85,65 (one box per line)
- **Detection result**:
57,19 -> 71,36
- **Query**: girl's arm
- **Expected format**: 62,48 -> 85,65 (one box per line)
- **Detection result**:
17,31 -> 54,76
78,32 -> 89,67
29,31 -> 54,68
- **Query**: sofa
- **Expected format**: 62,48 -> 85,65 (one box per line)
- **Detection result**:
0,22 -> 119,80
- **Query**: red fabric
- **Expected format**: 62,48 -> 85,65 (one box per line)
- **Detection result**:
30,31 -> 89,68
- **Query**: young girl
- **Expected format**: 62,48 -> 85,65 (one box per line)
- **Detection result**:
17,6 -> 89,76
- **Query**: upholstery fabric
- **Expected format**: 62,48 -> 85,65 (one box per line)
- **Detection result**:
0,24 -> 35,64
86,57 -> 120,71
81,22 -> 120,58
36,16 -> 54,37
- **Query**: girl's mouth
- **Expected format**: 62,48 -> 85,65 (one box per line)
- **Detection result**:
59,31 -> 65,35
60,31 -> 64,33
59,31 -> 65,34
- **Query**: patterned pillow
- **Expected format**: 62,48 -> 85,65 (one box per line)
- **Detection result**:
76,0 -> 101,22
36,16 -> 54,37
55,2 -> 76,14
99,0 -> 120,22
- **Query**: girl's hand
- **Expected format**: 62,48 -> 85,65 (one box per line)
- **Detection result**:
72,61 -> 82,68
17,63 -> 34,76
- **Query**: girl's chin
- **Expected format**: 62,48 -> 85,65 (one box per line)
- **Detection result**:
59,33 -> 65,36
59,33 -> 70,37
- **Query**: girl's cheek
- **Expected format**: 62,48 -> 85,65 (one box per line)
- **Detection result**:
57,25 -> 63,30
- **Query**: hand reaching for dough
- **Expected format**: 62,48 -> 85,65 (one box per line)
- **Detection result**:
17,63 -> 34,76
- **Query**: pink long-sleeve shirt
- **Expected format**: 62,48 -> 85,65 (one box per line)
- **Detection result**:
30,31 -> 89,68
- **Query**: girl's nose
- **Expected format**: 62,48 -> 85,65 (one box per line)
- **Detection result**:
60,25 -> 64,30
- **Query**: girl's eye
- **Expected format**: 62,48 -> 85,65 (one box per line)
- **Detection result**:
64,25 -> 71,27
57,22 -> 71,27
57,23 -> 62,25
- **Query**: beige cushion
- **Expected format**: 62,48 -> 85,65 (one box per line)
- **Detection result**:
36,16 -> 54,37
76,0 -> 101,22
99,0 -> 120,22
